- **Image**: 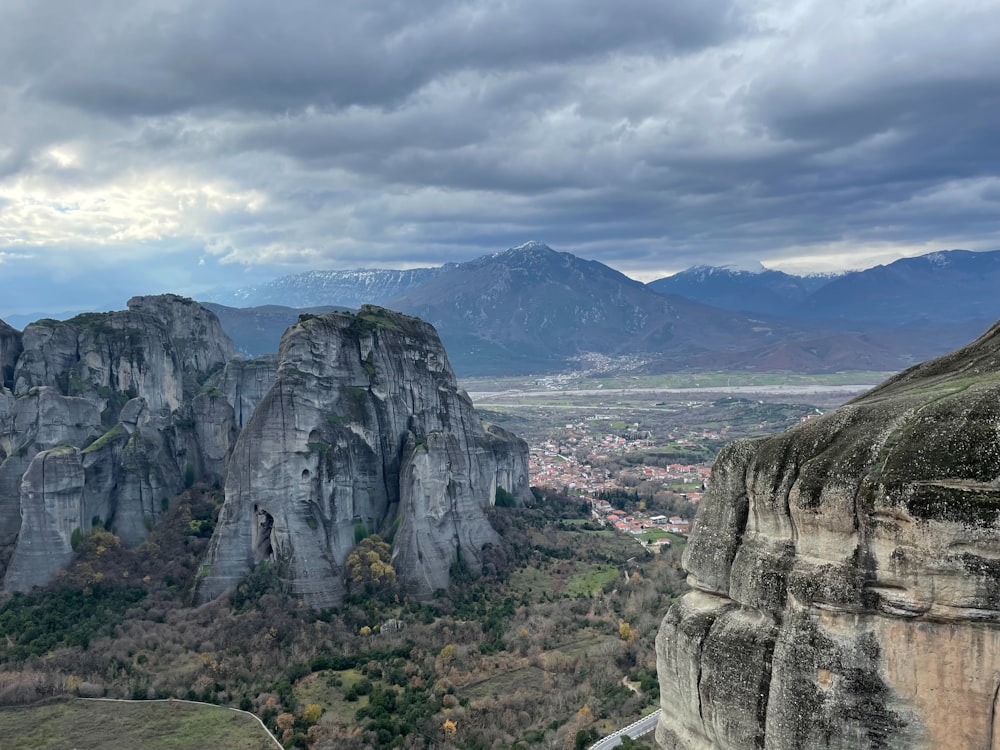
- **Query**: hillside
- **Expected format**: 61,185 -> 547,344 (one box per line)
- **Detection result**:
0,699 -> 279,750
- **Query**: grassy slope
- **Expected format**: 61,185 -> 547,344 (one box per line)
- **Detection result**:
0,698 -> 277,750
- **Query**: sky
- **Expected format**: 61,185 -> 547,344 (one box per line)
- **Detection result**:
1,0 -> 999,317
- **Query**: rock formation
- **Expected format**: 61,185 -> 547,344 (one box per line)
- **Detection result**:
3,446 -> 86,592
218,355 -> 278,429
0,319 -> 21,390
196,306 -> 530,608
0,388 -> 101,549
0,296 -> 245,590
656,320 -> 1000,749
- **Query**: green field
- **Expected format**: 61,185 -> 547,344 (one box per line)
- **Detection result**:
292,668 -> 370,728
565,564 -> 621,596
461,370 -> 892,393
0,698 -> 278,750
577,370 -> 892,390
637,528 -> 671,543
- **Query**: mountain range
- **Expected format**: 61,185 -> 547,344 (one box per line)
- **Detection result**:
647,265 -> 836,318
215,267 -> 442,309
209,243 -> 809,375
650,249 -> 1000,325
197,243 -> 1000,376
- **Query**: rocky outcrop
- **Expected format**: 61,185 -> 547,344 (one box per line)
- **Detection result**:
127,295 -> 234,377
0,388 -> 101,548
3,446 -> 86,592
196,307 -> 530,608
12,294 -> 234,417
656,320 -> 1000,750
0,296 -> 245,591
0,319 -> 21,390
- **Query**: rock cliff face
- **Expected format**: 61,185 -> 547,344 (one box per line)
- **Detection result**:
218,355 -> 278,429
0,296 -> 244,591
0,320 -> 21,390
196,307 -> 530,608
656,320 -> 1000,750
3,446 -> 86,591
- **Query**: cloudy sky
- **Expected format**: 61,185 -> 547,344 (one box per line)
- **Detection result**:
1,0 -> 998,317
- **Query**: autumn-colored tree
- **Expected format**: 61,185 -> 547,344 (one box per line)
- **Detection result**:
619,622 -> 634,641
443,719 -> 457,737
83,528 -> 122,557
302,703 -> 323,725
276,712 -> 296,733
345,535 -> 398,599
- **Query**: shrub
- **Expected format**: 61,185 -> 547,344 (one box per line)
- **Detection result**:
495,486 -> 516,507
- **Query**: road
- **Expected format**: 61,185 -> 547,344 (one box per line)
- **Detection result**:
590,708 -> 661,749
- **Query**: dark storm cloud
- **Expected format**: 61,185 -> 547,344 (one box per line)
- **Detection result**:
1,0 -> 999,315
13,0 -> 739,116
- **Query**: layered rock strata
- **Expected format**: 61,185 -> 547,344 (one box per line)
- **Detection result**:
196,307 -> 530,608
657,320 -> 1000,750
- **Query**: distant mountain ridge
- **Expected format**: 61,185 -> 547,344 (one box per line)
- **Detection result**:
802,249 -> 1000,323
216,267 -> 443,308
196,244 -> 1000,376
648,248 -> 1000,325
648,266 -> 836,317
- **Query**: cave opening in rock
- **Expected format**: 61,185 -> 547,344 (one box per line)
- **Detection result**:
253,504 -> 274,561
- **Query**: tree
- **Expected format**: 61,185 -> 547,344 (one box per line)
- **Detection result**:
302,703 -> 323,725
575,727 -> 599,750
345,535 -> 398,600
495,486 -> 516,507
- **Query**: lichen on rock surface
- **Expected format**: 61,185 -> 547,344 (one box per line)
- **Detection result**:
195,306 -> 530,608
657,319 -> 1000,750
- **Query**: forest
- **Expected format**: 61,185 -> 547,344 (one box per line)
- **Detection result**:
0,485 -> 686,749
